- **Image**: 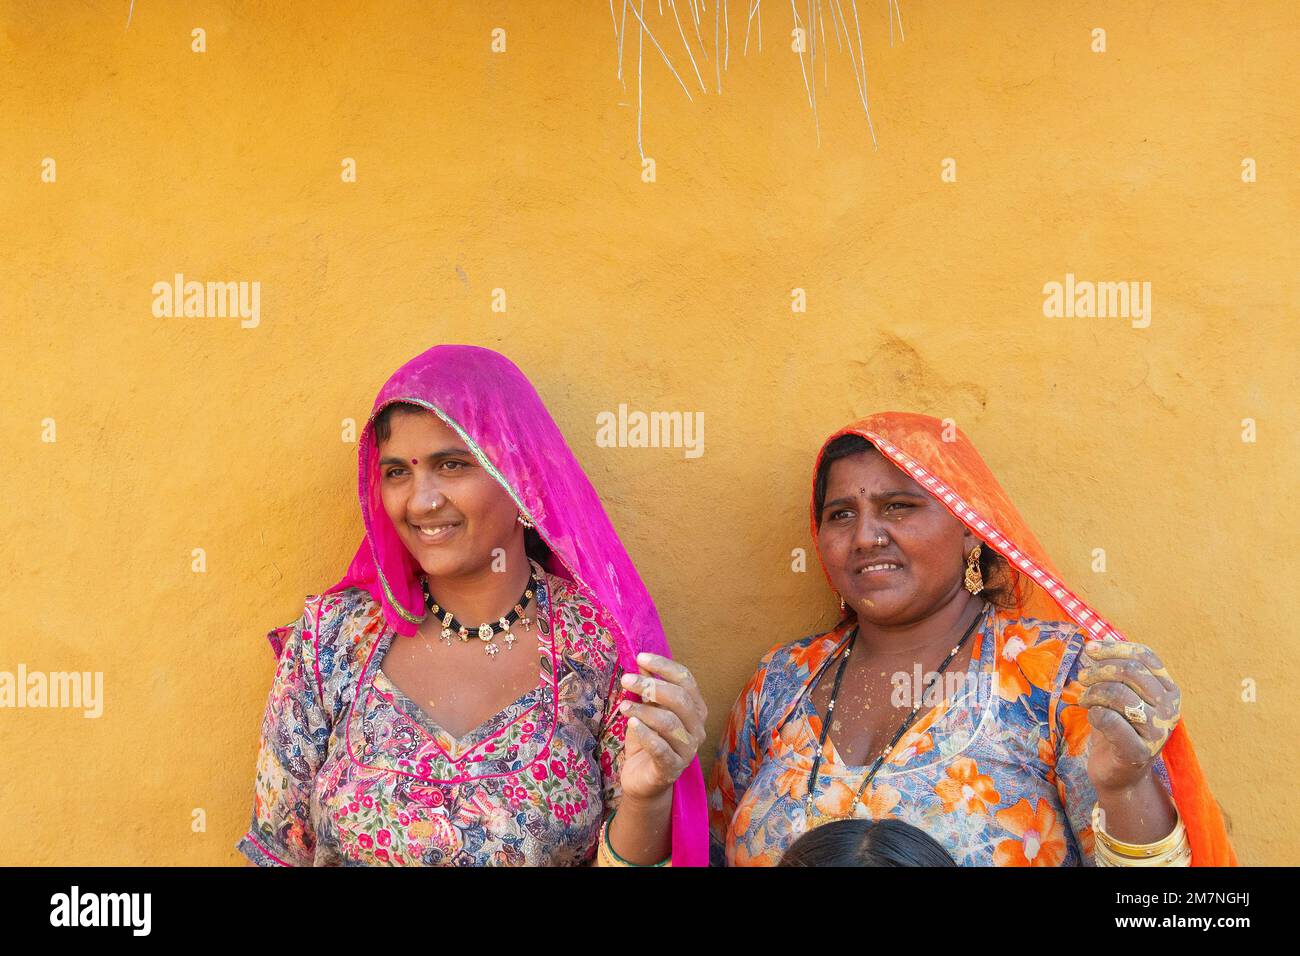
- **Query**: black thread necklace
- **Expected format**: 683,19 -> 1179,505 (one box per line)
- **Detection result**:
420,571 -> 538,658
803,602 -> 988,825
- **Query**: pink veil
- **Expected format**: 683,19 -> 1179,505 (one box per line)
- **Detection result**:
308,343 -> 707,865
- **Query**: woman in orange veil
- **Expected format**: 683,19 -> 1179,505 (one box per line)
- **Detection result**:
708,412 -> 1234,866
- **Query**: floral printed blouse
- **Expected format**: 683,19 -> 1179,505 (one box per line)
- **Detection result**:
237,560 -> 631,866
708,603 -> 1175,866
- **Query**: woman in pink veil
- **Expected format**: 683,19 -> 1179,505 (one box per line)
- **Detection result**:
237,345 -> 708,866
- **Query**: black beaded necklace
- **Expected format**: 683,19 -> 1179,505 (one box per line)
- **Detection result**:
803,602 -> 989,825
420,571 -> 538,658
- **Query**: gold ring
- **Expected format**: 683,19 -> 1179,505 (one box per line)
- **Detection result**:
1124,700 -> 1148,725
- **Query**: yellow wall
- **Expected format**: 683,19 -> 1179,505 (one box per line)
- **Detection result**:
2,1 -> 1294,865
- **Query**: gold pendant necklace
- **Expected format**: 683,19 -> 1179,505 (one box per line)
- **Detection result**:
419,571 -> 539,658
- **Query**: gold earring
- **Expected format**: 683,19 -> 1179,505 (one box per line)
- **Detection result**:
516,511 -> 535,529
964,544 -> 984,595
838,594 -> 846,613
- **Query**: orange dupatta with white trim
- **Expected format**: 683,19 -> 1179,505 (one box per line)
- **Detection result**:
810,412 -> 1236,866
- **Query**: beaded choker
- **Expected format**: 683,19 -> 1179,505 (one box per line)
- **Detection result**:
420,572 -> 538,657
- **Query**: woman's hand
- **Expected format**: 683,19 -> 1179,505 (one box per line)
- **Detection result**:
1078,637 -> 1181,794
616,652 -> 708,802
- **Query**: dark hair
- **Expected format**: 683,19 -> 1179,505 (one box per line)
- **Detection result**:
813,433 -> 1020,609
813,433 -> 876,528
778,818 -> 958,867
370,402 -> 554,567
373,401 -> 421,446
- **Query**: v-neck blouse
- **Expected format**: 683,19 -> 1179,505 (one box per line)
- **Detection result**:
369,611 -> 560,765
237,565 -> 631,866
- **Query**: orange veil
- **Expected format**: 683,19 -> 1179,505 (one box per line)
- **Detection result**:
810,412 -> 1236,866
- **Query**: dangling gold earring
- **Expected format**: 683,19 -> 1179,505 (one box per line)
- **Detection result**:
964,544 -> 985,595
516,511 -> 535,529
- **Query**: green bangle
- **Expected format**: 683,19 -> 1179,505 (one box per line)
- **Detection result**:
602,808 -> 672,867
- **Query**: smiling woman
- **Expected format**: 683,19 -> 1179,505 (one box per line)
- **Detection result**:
373,407 -> 544,602
708,412 -> 1235,867
235,345 -> 708,867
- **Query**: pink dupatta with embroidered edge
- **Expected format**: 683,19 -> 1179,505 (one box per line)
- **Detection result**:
301,343 -> 707,866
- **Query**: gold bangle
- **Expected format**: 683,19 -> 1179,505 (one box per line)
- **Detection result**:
1097,822 -> 1187,858
1091,803 -> 1190,866
597,809 -> 672,867
1095,838 -> 1191,867
1091,803 -> 1186,857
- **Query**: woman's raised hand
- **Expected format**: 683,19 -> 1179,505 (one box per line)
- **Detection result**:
616,652 -> 708,801
1078,637 -> 1182,794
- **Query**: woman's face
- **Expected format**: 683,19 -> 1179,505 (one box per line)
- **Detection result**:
816,448 -> 975,627
376,407 -> 523,580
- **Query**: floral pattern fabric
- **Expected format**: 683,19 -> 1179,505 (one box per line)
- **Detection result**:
708,603 -> 1174,867
237,561 -> 630,866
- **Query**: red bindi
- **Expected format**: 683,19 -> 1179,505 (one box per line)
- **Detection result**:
410,458 -> 419,465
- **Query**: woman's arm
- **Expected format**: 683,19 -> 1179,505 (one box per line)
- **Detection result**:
604,789 -> 674,864
1077,636 -> 1183,843
705,649 -> 770,866
235,600 -> 333,867
596,653 -> 707,866
1052,629 -> 1183,863
1092,765 -> 1178,844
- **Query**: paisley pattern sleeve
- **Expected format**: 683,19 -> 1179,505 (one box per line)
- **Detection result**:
706,645 -> 775,867
594,664 -> 630,818
549,577 -> 630,824
236,598 -> 332,866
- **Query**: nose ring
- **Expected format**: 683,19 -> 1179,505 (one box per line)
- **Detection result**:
875,534 -> 887,547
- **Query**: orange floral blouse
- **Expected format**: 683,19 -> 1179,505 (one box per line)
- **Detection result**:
708,602 -> 1174,866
